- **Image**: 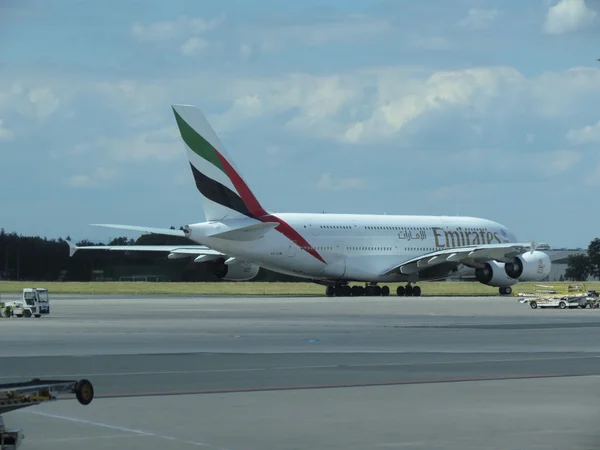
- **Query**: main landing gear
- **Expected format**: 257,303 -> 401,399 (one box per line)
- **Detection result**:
499,287 -> 512,295
396,283 -> 421,297
325,283 -> 421,297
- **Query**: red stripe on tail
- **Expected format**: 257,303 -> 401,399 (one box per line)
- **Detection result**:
214,150 -> 326,265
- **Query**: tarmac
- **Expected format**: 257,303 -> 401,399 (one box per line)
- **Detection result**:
2,294 -> 600,449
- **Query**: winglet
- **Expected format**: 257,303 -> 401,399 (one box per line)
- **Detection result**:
66,240 -> 79,257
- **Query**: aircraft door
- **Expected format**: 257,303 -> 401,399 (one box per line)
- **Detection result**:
321,241 -> 346,277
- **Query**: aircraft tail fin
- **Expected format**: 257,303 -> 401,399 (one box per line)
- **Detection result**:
172,104 -> 268,222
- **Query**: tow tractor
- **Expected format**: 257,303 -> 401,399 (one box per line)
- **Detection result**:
0,378 -> 94,449
516,284 -> 599,309
2,289 -> 50,318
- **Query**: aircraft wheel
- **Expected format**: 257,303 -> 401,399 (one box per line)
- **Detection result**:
342,285 -> 352,296
381,286 -> 390,296
325,286 -> 335,297
366,285 -> 377,296
396,286 -> 405,296
412,286 -> 421,297
405,285 -> 413,296
35,314 -> 41,318
75,379 -> 94,405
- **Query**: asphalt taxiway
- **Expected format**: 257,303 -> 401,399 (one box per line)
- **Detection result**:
2,295 -> 600,449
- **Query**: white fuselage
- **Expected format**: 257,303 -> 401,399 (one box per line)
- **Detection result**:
187,213 -> 517,282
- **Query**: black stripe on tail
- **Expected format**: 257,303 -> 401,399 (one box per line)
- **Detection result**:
189,164 -> 253,218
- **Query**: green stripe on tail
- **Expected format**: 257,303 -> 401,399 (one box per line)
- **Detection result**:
172,108 -> 226,175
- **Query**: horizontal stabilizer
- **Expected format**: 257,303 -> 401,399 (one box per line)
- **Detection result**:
90,224 -> 187,238
209,221 -> 278,241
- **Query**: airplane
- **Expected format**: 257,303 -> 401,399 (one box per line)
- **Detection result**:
68,104 -> 552,297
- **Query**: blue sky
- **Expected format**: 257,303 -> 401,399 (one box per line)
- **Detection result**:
1,0 -> 600,248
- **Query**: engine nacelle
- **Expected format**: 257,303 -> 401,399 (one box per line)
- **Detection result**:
475,260 -> 518,287
210,259 -> 260,281
504,251 -> 551,281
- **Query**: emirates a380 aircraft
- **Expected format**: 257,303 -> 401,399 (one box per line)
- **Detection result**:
69,104 -> 552,297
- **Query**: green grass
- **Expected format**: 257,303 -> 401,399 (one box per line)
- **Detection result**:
0,281 -> 598,296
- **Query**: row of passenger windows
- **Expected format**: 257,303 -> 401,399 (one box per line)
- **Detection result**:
314,225 -> 490,232
299,246 -> 436,253
347,247 -> 392,251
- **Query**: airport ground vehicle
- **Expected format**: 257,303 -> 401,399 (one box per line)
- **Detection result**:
0,378 -> 94,449
2,289 -> 50,318
517,284 -> 599,309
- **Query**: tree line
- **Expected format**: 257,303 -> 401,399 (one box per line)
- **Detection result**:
565,238 -> 600,281
0,228 -> 302,282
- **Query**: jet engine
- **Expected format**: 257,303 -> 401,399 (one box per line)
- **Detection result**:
504,251 -> 551,281
210,258 -> 260,281
475,260 -> 518,287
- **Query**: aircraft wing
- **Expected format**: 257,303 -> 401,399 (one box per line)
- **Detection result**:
381,242 -> 537,276
66,241 -> 225,258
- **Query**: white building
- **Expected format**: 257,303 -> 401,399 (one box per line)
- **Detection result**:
544,249 -> 589,281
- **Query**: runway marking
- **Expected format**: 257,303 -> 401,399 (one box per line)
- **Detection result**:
26,434 -> 148,443
2,354 -> 599,380
23,411 -> 234,450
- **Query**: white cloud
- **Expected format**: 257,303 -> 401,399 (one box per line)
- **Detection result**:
427,184 -> 477,202
131,16 -> 222,42
543,0 -> 597,34
245,15 -> 392,53
180,37 -> 208,56
92,80 -> 174,126
530,67 -> 600,117
240,43 -> 252,60
164,64 -> 600,146
547,150 -> 582,174
340,66 -> 525,144
66,167 -> 119,189
566,119 -> 600,144
457,8 -> 499,30
407,35 -> 455,51
11,87 -> 60,120
316,172 -> 367,191
9,61 -> 600,155
0,119 -> 14,141
211,74 -> 363,136
95,126 -> 182,163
